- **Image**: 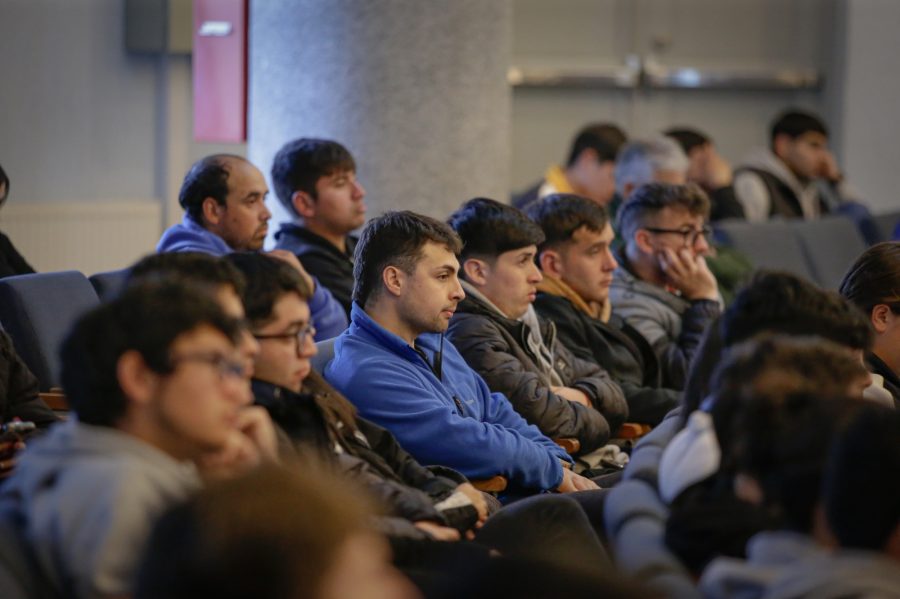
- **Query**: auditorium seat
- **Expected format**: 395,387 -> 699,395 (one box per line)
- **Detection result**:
89,268 -> 131,302
872,210 -> 900,243
792,216 -> 867,290
714,220 -> 816,282
0,271 -> 100,391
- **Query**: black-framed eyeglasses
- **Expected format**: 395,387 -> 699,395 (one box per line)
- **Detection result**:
168,352 -> 247,381
254,323 -> 317,351
643,225 -> 712,247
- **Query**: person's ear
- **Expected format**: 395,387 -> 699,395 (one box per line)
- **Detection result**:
871,304 -> 893,334
634,228 -> 655,255
382,266 -> 406,298
733,472 -> 764,505
773,133 -> 791,160
117,350 -> 159,409
575,147 -> 599,169
462,258 -> 490,286
292,190 -> 316,220
202,197 -> 225,226
539,249 -> 563,278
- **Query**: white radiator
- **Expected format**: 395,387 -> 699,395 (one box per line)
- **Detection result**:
0,200 -> 163,275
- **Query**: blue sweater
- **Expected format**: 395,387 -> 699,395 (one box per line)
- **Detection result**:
156,215 -> 348,340
325,304 -> 570,491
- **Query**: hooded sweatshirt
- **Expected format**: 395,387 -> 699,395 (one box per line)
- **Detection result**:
734,148 -> 827,222
0,419 -> 200,599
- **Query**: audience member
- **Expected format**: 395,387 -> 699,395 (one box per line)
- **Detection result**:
665,127 -> 745,221
446,198 -> 627,457
526,194 -> 680,425
271,138 -> 366,316
839,241 -> 900,407
136,463 -> 419,599
156,154 -> 347,339
324,211 -> 600,496
0,284 -> 276,599
733,109 -> 860,222
610,183 -> 722,390
228,251 -> 613,576
513,123 -> 626,210
763,404 -> 900,598
0,163 -> 36,278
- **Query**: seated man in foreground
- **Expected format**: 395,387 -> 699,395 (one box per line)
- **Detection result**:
0,284 -> 275,599
526,194 -> 679,425
609,183 -> 722,390
445,198 -> 627,456
325,211 -> 599,496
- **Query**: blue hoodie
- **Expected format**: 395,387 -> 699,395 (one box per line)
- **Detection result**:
156,215 -> 348,340
325,304 -> 570,492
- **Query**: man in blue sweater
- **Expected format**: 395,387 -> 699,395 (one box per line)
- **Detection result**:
325,211 -> 600,495
156,154 -> 347,340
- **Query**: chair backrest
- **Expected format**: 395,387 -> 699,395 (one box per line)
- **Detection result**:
0,271 -> 100,391
792,216 -> 868,290
714,220 -> 816,283
872,210 -> 900,243
89,268 -> 131,302
311,337 -> 336,375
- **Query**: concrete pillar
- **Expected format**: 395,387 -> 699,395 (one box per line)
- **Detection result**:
248,0 -> 512,234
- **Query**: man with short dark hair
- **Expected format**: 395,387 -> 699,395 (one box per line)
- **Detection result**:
271,138 -> 366,315
445,198 -> 627,455
0,284 -> 275,599
325,211 -> 600,495
513,123 -> 626,210
526,194 -> 680,426
610,183 -> 722,390
734,109 -> 857,221
156,154 -> 347,339
665,127 -> 744,221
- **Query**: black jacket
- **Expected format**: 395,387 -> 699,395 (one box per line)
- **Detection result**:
867,353 -> 900,409
273,223 -> 357,316
533,292 -> 680,425
0,232 -> 35,280
0,331 -> 58,429
251,376 -> 475,531
446,293 -> 627,454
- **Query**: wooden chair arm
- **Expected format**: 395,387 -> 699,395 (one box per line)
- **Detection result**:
471,475 -> 508,493
554,437 -> 581,455
615,422 -> 652,440
39,391 -> 69,412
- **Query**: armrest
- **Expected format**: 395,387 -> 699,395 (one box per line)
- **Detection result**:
554,437 -> 581,455
615,422 -> 652,440
38,391 -> 69,412
471,475 -> 508,493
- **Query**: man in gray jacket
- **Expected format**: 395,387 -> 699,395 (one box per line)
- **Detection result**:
609,183 -> 722,390
446,198 -> 627,457
0,283 -> 275,599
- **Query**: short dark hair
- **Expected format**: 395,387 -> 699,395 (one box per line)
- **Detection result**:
525,193 -> 610,254
60,283 -> 240,427
270,138 -> 356,218
710,334 -> 867,477
616,182 -> 710,243
723,271 -> 872,350
353,211 -> 462,308
824,404 -> 900,551
225,253 -> 311,327
128,252 -> 246,298
135,462 -> 372,599
839,241 -> 900,314
178,154 -> 246,222
566,123 -> 627,167
0,162 -> 9,208
770,109 -> 828,148
448,198 -> 545,265
665,128 -> 710,155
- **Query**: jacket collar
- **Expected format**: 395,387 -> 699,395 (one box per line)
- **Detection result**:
536,273 -> 610,322
349,302 -> 442,362
275,223 -> 357,259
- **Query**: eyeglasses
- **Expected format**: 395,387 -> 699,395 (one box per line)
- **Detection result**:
254,323 -> 317,352
168,352 -> 247,381
643,225 -> 712,247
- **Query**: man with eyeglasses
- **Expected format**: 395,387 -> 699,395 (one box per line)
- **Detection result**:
608,183 -> 722,390
0,283 -> 278,599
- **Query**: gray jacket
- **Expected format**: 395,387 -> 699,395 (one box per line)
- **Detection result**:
0,419 -> 200,599
762,550 -> 900,599
609,264 -> 721,390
